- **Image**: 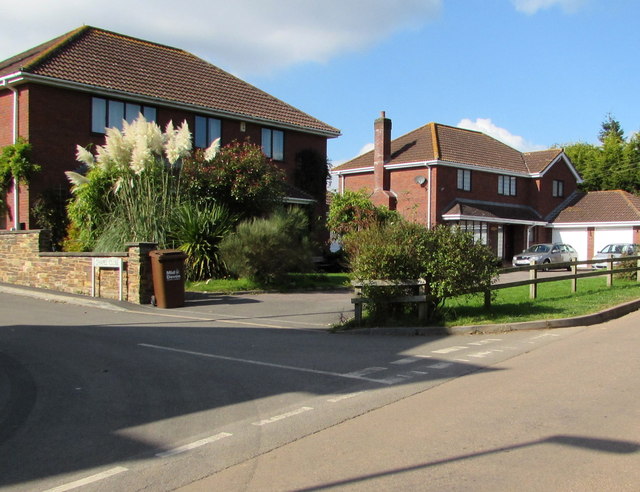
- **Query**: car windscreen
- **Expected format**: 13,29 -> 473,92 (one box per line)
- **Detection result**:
527,245 -> 550,253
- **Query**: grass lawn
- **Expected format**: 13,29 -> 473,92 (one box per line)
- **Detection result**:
442,276 -> 640,327
187,272 -> 351,293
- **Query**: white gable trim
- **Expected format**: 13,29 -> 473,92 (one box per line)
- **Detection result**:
531,153 -> 583,183
548,221 -> 640,228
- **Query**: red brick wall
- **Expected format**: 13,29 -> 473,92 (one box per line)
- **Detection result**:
0,90 -> 13,146
534,159 -> 579,217
389,168 -> 429,224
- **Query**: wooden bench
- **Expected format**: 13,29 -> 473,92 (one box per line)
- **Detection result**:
351,279 -> 430,324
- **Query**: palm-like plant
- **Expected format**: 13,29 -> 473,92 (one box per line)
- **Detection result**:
169,202 -> 235,280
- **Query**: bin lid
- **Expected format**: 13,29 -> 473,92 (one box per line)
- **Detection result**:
149,249 -> 188,259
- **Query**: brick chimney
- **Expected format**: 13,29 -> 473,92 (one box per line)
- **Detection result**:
371,111 -> 395,208
374,111 -> 392,191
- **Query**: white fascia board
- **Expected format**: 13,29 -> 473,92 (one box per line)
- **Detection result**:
0,72 -> 25,86
548,221 -> 640,229
332,160 -> 432,176
331,166 -> 374,176
442,214 -> 547,226
385,160 -> 432,170
5,72 -> 341,138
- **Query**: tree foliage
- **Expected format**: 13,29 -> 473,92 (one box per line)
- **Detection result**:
0,138 -> 41,213
327,189 -> 402,238
0,138 -> 40,186
564,114 -> 640,193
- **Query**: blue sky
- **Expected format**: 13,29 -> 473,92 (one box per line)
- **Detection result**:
1,0 -> 638,172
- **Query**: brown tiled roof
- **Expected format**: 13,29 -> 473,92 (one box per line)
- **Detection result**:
551,190 -> 640,223
523,149 -> 564,173
0,26 -> 339,136
333,122 -> 562,174
442,199 -> 543,222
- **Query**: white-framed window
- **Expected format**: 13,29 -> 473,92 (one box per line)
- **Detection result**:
552,179 -> 564,197
457,169 -> 471,191
498,175 -> 517,196
458,220 -> 488,245
194,116 -> 221,148
91,97 -> 156,133
262,128 -> 284,161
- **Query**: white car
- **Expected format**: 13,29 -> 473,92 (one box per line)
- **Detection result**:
592,243 -> 640,269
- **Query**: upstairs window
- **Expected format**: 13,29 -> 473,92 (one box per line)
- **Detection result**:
262,128 -> 284,161
498,175 -> 517,196
552,179 -> 564,197
194,116 -> 221,148
92,97 -> 156,133
457,169 -> 471,191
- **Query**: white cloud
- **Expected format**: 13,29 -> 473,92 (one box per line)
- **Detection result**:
0,0 -> 442,76
511,0 -> 588,15
358,143 -> 375,156
457,118 -> 545,152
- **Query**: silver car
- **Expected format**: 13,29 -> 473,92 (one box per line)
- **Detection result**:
592,243 -> 640,269
512,243 -> 577,270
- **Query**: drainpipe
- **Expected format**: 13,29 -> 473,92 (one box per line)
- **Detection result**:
8,84 -> 20,230
427,165 -> 432,229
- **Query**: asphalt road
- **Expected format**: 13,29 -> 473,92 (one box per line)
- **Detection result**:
1,287 -> 638,491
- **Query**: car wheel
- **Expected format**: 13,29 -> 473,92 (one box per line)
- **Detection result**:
543,259 -> 551,272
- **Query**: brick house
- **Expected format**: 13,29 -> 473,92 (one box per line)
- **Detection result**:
0,26 -> 340,230
332,112 -> 582,263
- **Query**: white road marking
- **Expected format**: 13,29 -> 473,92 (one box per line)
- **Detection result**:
328,392 -> 363,403
139,344 -> 394,385
155,432 -> 232,458
432,346 -> 467,354
468,351 -> 496,358
390,355 -> 433,365
411,370 -> 428,375
467,338 -> 502,346
426,362 -> 453,369
345,367 -> 388,377
252,407 -> 314,426
44,467 -> 128,492
529,333 -> 560,340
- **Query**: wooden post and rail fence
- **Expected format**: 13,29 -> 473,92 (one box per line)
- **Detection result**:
351,255 -> 640,324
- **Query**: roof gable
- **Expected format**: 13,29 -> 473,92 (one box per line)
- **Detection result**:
0,26 -> 339,136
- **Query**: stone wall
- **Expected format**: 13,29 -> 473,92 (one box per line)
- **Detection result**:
0,230 -> 156,304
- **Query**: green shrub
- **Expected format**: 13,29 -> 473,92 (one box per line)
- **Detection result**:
219,208 -> 313,286
344,222 -> 498,321
169,202 -> 235,280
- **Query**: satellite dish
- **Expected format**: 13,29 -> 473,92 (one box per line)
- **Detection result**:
414,175 -> 427,185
